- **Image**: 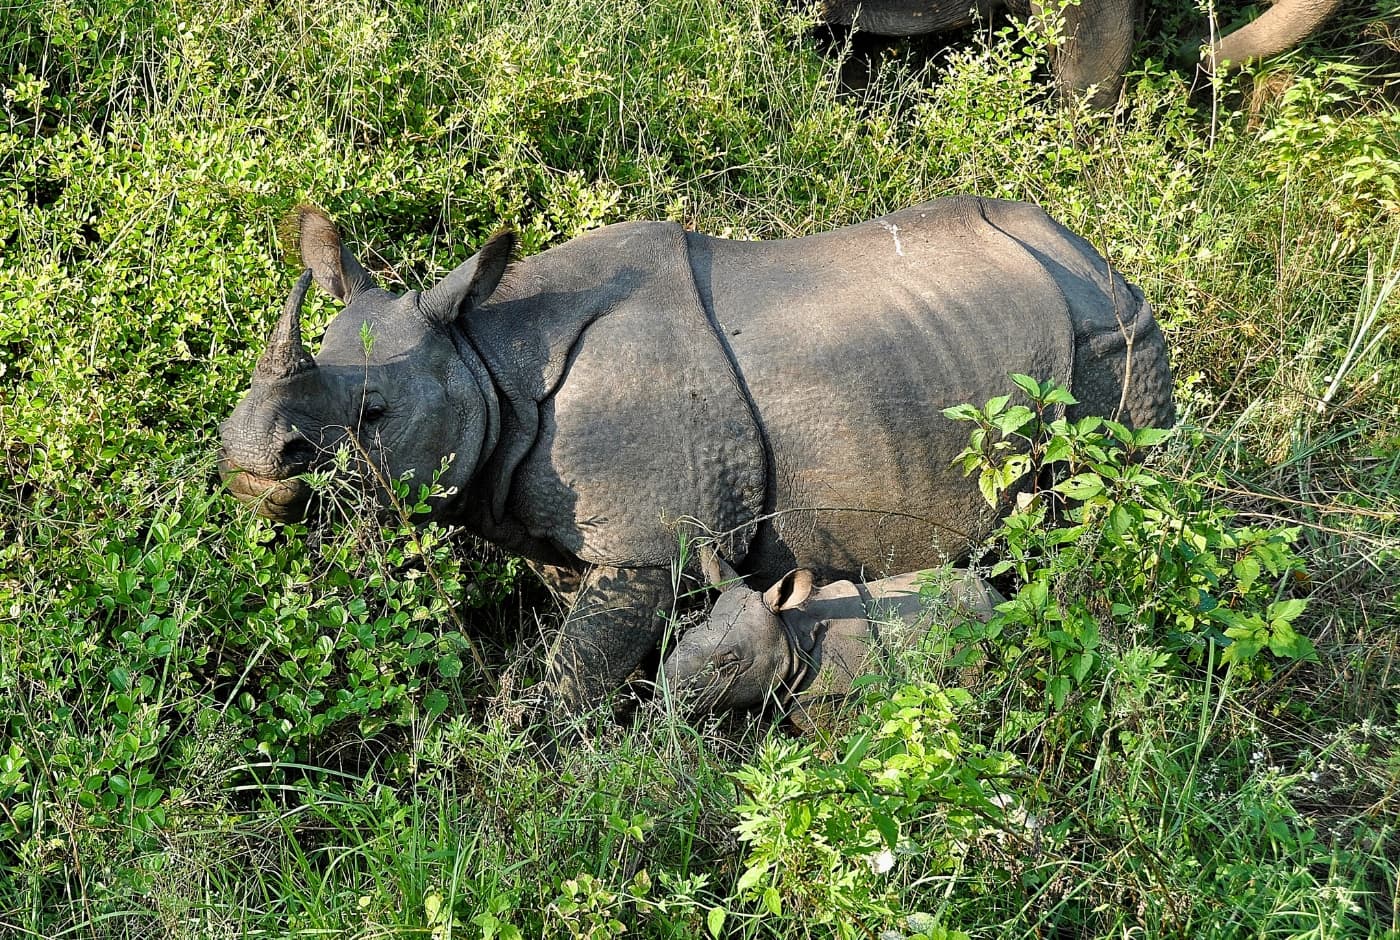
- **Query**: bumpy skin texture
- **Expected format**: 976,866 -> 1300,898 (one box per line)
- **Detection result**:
822,0 -> 1340,109
662,563 -> 1002,730
218,197 -> 1174,710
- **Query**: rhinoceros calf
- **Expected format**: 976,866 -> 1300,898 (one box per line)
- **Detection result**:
218,197 -> 1173,710
662,551 -> 1002,730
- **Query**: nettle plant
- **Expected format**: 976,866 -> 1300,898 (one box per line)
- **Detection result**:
943,375 -> 1315,707
725,684 -> 1007,940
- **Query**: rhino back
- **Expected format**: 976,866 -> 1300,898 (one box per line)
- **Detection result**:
467,221 -> 767,567
688,196 -> 1079,577
976,199 -> 1174,430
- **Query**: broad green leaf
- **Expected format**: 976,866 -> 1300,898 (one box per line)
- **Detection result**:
423,690 -> 449,715
977,470 -> 999,507
993,404 -> 1036,434
1002,454 -> 1032,482
1268,621 -> 1317,661
785,801 -> 813,837
707,907 -> 727,938
737,864 -> 765,894
1268,598 -> 1308,624
1074,415 -> 1103,434
1132,427 -> 1173,447
1042,435 -> 1071,463
1109,503 -> 1133,535
423,891 -> 444,925
1233,554 -> 1260,585
872,811 -> 899,848
1222,623 -> 1265,663
1010,373 -> 1043,398
1053,474 -> 1104,500
1020,577 -> 1049,610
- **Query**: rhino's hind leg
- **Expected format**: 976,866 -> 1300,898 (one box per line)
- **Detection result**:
545,564 -> 675,713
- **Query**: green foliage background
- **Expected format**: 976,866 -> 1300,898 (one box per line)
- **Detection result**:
1,0 -> 1398,936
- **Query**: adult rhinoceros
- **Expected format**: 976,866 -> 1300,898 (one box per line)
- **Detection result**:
823,0 -> 1344,108
218,198 -> 1174,708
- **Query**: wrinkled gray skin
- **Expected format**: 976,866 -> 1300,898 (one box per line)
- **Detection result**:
218,197 -> 1174,711
822,0 -> 1344,109
662,551 -> 1002,729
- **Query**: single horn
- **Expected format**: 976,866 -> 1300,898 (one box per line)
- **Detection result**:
700,545 -> 744,592
255,270 -> 317,381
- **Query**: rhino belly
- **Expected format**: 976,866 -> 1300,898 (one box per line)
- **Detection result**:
689,196 -> 1078,578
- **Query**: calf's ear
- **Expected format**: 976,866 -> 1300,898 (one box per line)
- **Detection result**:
420,228 -> 516,327
284,204 -> 376,303
762,569 -> 815,612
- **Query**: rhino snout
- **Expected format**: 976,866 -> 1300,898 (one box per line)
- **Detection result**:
664,639 -> 770,715
217,448 -> 313,521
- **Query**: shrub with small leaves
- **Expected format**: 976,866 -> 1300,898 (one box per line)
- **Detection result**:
728,683 -> 1016,938
946,376 -> 1315,709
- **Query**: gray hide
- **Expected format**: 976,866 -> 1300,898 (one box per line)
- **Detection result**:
218,196 -> 1174,710
822,0 -> 1344,109
661,552 -> 1003,731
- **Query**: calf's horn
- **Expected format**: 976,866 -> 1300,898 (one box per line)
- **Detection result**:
255,269 -> 317,381
700,545 -> 745,592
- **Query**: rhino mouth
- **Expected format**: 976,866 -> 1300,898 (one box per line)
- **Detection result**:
218,456 -> 312,522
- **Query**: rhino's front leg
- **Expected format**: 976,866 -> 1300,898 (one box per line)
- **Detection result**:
545,564 -> 675,710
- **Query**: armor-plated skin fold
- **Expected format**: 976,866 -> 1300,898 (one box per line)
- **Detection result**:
219,198 -> 1174,711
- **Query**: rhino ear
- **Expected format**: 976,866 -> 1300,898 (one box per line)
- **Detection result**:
282,204 -> 376,303
419,228 -> 516,328
762,569 -> 815,612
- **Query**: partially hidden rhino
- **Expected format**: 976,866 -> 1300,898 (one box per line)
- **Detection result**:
217,196 -> 1174,710
662,550 -> 1003,730
823,0 -> 1345,109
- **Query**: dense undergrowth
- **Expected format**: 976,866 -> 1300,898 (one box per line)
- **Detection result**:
2,0 -> 1398,936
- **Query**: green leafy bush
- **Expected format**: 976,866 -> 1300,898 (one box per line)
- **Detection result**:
946,375 -> 1315,708
727,684 -> 1004,939
1,0 -> 1395,935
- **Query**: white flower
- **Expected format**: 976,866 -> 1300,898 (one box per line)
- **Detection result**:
867,848 -> 896,874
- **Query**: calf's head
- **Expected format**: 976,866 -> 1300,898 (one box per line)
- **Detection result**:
218,207 -> 514,521
662,551 -> 815,714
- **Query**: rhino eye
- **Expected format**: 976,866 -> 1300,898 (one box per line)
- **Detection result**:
359,391 -> 388,424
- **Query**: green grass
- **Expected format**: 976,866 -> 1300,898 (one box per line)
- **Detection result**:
2,0 -> 1398,936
